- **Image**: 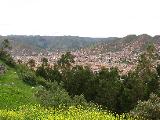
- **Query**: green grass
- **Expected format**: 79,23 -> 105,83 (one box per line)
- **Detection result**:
0,61 -> 39,109
0,61 -> 141,119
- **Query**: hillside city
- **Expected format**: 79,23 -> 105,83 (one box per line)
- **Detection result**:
11,34 -> 160,75
1,34 -> 160,120
1,0 -> 160,119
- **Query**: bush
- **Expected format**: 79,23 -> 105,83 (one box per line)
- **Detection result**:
35,81 -> 72,107
36,77 -> 51,89
72,94 -> 88,106
35,81 -> 90,108
131,93 -> 160,120
36,66 -> 62,83
17,65 -> 38,86
21,72 -> 38,86
0,50 -> 16,67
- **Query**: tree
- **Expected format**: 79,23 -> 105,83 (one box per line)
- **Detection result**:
136,44 -> 157,79
0,39 -> 15,67
156,64 -> 160,76
131,94 -> 160,120
56,52 -> 75,84
119,72 -> 147,113
63,65 -> 93,96
118,44 -> 160,113
45,66 -> 62,83
17,64 -> 38,86
135,44 -> 159,98
36,62 -> 62,83
41,57 -> 48,67
17,59 -> 23,64
94,67 -> 122,112
35,81 -> 72,107
0,39 -> 12,51
57,52 -> 75,70
27,59 -> 36,69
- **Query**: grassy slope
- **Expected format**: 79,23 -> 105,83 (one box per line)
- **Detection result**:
0,61 -> 38,109
0,61 -> 137,120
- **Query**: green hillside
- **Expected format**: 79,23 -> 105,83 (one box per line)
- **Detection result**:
0,61 -> 136,120
0,39 -> 159,119
0,60 -> 38,109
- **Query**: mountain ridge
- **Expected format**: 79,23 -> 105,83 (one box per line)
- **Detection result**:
0,35 -> 118,52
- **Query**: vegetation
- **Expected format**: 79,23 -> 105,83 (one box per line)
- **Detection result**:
0,105 -> 136,120
0,39 -> 160,119
131,94 -> 160,120
0,61 -> 38,109
0,35 -> 113,51
0,39 -> 15,67
35,43 -> 160,119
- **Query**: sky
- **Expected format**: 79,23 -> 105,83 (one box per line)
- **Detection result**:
0,0 -> 160,37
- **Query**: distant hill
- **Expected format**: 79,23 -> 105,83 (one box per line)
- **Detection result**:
0,35 -> 117,52
1,34 -> 160,55
85,34 -> 160,54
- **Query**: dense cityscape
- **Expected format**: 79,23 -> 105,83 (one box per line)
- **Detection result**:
12,34 -> 160,74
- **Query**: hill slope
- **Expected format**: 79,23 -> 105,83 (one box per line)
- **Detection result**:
82,34 -> 160,54
0,35 -> 117,52
0,61 -> 38,109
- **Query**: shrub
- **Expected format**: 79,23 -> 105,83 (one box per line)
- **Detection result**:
0,50 -> 16,67
17,65 -> 38,86
72,94 -> 88,107
35,81 -> 72,107
20,71 -> 37,86
36,66 -> 62,83
131,93 -> 160,120
35,81 -> 90,108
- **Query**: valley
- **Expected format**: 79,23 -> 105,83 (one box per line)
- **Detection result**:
5,34 -> 160,74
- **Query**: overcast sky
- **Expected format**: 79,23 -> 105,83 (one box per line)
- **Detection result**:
0,0 -> 160,37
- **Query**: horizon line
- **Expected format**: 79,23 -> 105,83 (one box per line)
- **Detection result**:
0,33 -> 158,38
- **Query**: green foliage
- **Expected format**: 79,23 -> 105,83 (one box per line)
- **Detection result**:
0,50 -> 16,67
0,39 -> 12,50
41,57 -> 48,66
0,39 -> 16,67
27,59 -> 36,68
36,65 -> 62,83
17,64 -> 52,89
35,80 -> 88,108
134,44 -> 160,98
0,61 -> 38,109
136,44 -> 157,80
35,81 -> 72,107
1,43 -> 160,119
36,57 -> 62,83
57,52 -> 75,70
117,45 -> 160,113
156,64 -> 160,76
72,94 -> 88,106
131,94 -> 160,120
36,65 -> 46,78
17,65 -> 38,86
34,49 -> 159,114
119,72 -> 147,113
94,68 -> 122,112
64,65 -> 93,96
